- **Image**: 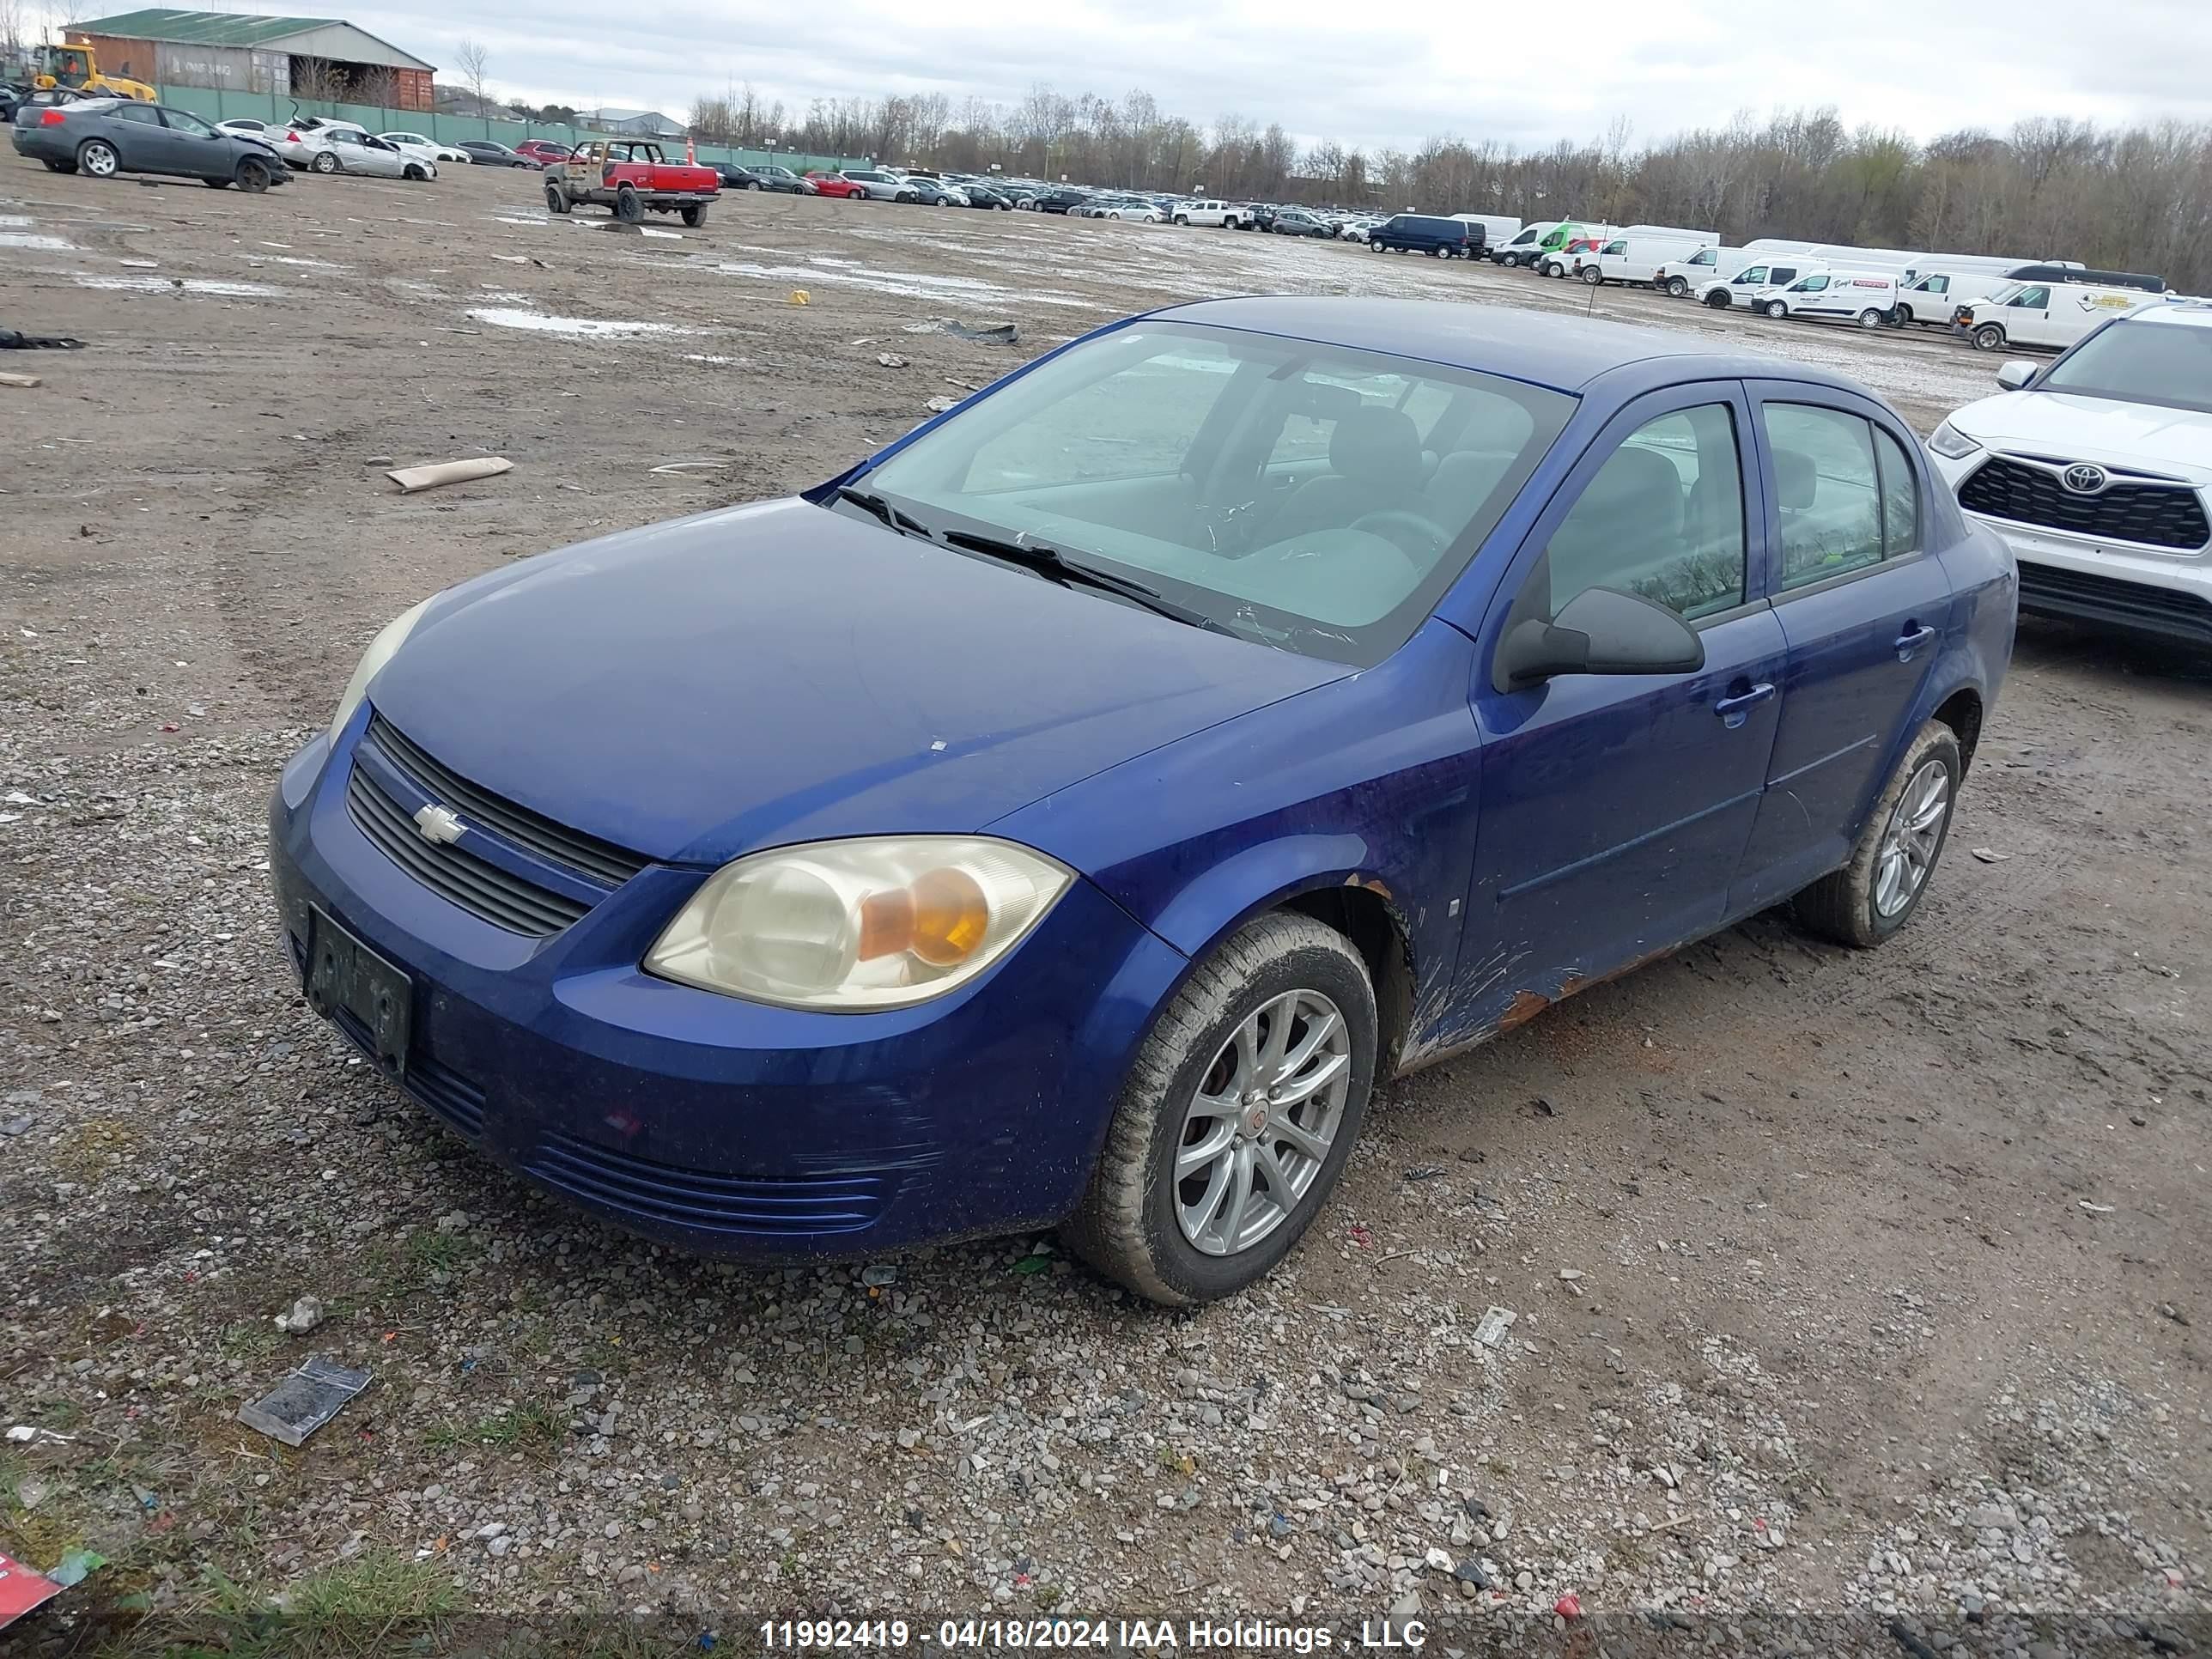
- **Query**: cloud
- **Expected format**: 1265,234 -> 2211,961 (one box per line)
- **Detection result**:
345,0 -> 2212,153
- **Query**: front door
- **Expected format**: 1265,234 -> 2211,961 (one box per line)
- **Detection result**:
100,101 -> 173,171
2000,283 -> 2055,345
1733,386 -> 1954,909
1458,383 -> 1788,1026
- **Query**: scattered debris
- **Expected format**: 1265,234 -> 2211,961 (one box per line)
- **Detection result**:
0,330 -> 86,350
236,1353 -> 373,1446
273,1294 -> 325,1335
1970,847 -> 2012,862
386,457 -> 513,494
491,254 -> 530,264
1553,1591 -> 1583,1621
924,395 -> 958,413
877,352 -> 908,368
0,371 -> 42,389
1423,1547 -> 1455,1573
2078,1200 -> 2116,1214
1559,1267 -> 1585,1281
1402,1164 -> 1446,1181
647,459 -> 728,476
860,1264 -> 899,1288
5,1425 -> 74,1445
787,289 -> 810,306
1473,1305 -> 1517,1349
902,319 -> 1019,344
0,1551 -> 64,1630
48,1551 -> 104,1589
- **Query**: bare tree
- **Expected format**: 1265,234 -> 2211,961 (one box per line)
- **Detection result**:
454,36 -> 489,116
0,0 -> 29,61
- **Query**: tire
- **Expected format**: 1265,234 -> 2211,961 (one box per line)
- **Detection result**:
615,185 -> 642,222
1856,307 -> 1884,329
1765,299 -> 1789,319
235,159 -> 270,193
44,159 -> 78,173
77,138 -> 119,179
312,149 -> 338,174
1704,289 -> 1731,308
1972,324 -> 2005,351
746,179 -> 763,191
1666,275 -> 1690,297
203,177 -> 230,188
679,202 -> 707,228
403,163 -> 427,181
1369,239 -> 1383,252
545,185 -> 568,214
1582,264 -> 1604,285
1892,303 -> 1914,327
1792,721 -> 1962,948
1060,912 -> 1376,1307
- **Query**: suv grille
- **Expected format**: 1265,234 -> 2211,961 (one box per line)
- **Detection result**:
346,714 -> 647,937
1958,458 -> 2209,550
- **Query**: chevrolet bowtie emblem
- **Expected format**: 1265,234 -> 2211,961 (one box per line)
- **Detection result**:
413,803 -> 465,844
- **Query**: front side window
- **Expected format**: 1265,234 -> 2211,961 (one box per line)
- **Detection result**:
2009,286 -> 2051,308
1793,276 -> 1831,293
1765,404 -> 1883,589
1919,275 -> 1949,295
854,323 -> 1574,665
1735,266 -> 1768,286
1690,249 -> 1717,266
1538,404 -> 1747,622
1602,239 -> 1626,255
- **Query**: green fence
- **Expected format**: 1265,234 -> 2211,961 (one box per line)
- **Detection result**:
153,84 -> 865,173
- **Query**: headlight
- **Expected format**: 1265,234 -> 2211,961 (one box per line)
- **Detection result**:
327,596 -> 433,748
1927,420 -> 1982,460
647,836 -> 1073,1011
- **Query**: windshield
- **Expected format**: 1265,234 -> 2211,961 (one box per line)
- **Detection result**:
2038,316 -> 2211,413
848,321 -> 1575,666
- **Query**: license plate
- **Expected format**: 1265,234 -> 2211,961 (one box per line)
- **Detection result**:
306,907 -> 412,1076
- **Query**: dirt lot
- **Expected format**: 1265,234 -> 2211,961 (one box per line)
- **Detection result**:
3,161 -> 2209,1656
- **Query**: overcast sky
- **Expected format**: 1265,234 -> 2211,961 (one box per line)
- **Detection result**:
210,0 -> 2212,152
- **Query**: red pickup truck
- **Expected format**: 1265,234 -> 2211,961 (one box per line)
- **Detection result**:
544,139 -> 720,226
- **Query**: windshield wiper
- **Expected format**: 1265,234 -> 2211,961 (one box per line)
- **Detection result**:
833,485 -> 932,539
936,527 -> 1237,635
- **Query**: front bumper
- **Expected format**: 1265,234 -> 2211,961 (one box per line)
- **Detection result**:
268,722 -> 1187,1260
1932,477 -> 2212,647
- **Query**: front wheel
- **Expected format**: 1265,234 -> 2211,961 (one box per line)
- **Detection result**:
1061,912 -> 1376,1306
1764,299 -> 1789,319
1666,275 -> 1689,297
1793,721 -> 1962,947
1705,289 -> 1731,307
1891,304 -> 1914,327
403,163 -> 427,181
236,159 -> 270,192
1582,265 -> 1604,285
77,138 -> 119,178
312,149 -> 339,174
545,185 -> 569,214
1972,324 -> 2005,351
747,179 -> 763,190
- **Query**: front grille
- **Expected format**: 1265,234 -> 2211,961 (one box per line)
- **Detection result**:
524,1130 -> 888,1237
2017,561 -> 2212,642
407,1053 -> 487,1139
1959,458 -> 2210,550
367,715 -> 647,886
348,763 -> 591,936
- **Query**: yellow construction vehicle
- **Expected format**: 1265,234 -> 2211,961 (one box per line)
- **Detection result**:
33,41 -> 157,103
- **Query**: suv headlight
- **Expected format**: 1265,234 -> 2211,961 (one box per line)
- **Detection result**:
328,596 -> 433,748
1928,420 -> 1982,460
647,836 -> 1073,1011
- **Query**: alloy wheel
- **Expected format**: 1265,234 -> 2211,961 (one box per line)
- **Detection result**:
1874,759 -> 1950,917
1174,990 -> 1351,1257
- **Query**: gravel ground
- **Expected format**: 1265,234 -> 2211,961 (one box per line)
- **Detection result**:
2,161 -> 2209,1656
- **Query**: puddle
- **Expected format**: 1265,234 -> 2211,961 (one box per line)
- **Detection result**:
465,307 -> 696,338
0,213 -> 30,225
0,231 -> 76,251
75,275 -> 283,297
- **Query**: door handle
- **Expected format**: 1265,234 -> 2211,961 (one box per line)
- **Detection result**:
1713,683 -> 1776,728
1894,623 -> 1936,660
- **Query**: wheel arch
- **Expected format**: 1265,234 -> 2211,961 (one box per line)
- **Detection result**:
1931,684 -> 1985,772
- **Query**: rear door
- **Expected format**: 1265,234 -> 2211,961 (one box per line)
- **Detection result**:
1733,385 -> 1954,909
101,101 -> 172,171
1462,382 -> 1789,1011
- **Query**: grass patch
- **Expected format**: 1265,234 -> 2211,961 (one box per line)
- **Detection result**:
423,1401 -> 563,1454
404,1229 -> 481,1278
143,1549 -> 462,1658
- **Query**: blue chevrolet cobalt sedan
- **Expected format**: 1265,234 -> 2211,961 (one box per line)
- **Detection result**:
269,297 -> 2014,1304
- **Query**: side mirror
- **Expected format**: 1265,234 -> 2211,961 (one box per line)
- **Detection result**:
1496,586 -> 1705,690
1996,361 -> 2036,391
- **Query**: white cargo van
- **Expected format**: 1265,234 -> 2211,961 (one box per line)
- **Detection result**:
1655,245 -> 1748,297
1452,213 -> 1522,246
1753,268 -> 1902,327
1957,281 -> 2165,352
1693,257 -> 1811,309
1890,268 -> 2028,328
1583,228 -> 1718,287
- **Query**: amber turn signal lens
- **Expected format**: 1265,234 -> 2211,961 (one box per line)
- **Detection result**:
908,867 -> 988,965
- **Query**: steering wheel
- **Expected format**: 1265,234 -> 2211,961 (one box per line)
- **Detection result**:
1349,507 -> 1452,562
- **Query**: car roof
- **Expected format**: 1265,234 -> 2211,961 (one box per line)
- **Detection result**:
2124,301 -> 2212,329
1146,296 -> 1859,397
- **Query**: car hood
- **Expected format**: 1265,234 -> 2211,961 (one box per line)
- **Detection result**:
368,498 -> 1347,867
1952,389 -> 2212,483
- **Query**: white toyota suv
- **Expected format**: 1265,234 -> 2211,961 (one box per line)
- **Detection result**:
1928,302 -> 2212,649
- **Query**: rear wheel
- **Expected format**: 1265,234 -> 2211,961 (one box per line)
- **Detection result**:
77,138 -> 119,179
679,201 -> 707,227
1856,307 -> 1885,329
1972,324 -> 2005,351
312,149 -> 339,174
236,159 -> 271,192
204,177 -> 230,188
615,184 -> 642,222
1793,722 -> 1961,947
44,159 -> 78,173
1061,912 -> 1376,1306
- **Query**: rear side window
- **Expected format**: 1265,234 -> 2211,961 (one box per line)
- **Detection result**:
1765,404 -> 1883,589
1875,428 -> 1921,557
1769,266 -> 1800,285
110,104 -> 161,125
1541,404 -> 1747,621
